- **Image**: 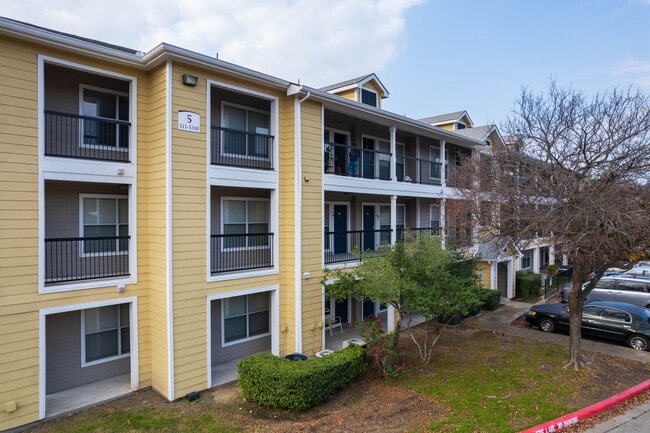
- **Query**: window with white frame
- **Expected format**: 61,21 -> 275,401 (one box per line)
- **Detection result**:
522,249 -> 533,269
221,103 -> 270,157
223,292 -> 270,344
430,204 -> 441,233
83,304 -> 130,364
222,198 -> 269,249
81,86 -> 129,149
81,195 -> 128,254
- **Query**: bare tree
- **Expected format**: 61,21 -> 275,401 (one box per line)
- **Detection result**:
465,80 -> 650,369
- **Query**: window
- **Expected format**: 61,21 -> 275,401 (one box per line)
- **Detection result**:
81,195 -> 128,254
83,304 -> 130,364
81,86 -> 129,149
456,122 -> 466,130
222,103 -> 270,157
223,292 -> 270,344
430,205 -> 441,233
361,88 -> 378,107
396,144 -> 405,181
429,146 -> 441,179
521,249 -> 533,270
222,198 -> 269,248
601,308 -> 631,323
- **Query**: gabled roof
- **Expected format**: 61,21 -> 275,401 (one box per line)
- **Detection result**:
474,237 -> 519,261
319,73 -> 389,99
419,110 -> 473,127
454,124 -> 506,148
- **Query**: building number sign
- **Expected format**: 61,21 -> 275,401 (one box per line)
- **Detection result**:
178,110 -> 200,133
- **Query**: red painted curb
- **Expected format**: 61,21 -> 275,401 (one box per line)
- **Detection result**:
518,378 -> 650,433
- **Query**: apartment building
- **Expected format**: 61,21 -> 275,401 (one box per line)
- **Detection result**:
0,17 -> 553,431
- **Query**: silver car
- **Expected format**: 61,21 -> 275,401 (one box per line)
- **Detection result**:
562,275 -> 650,309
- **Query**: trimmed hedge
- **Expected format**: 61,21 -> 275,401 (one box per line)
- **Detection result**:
476,288 -> 501,310
237,345 -> 365,411
516,271 -> 542,299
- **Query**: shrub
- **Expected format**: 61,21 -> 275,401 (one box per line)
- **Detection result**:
516,271 -> 542,300
355,316 -> 406,378
237,345 -> 365,411
475,288 -> 501,311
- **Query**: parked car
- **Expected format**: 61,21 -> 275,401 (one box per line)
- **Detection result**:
561,275 -> 650,309
525,300 -> 650,351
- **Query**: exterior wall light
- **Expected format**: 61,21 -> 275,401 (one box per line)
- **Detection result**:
182,74 -> 198,86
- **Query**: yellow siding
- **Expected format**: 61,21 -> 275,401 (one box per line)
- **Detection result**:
278,95 -> 297,355
299,99 -> 324,356
334,88 -> 357,102
0,37 -> 41,431
476,261 -> 492,290
138,63 -> 170,396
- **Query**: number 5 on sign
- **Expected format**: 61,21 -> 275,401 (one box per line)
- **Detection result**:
178,110 -> 200,133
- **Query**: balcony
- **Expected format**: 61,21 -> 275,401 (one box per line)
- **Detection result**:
324,142 -> 390,180
398,155 -> 443,185
45,236 -> 130,284
210,126 -> 274,170
324,227 -> 444,265
210,233 -> 274,274
324,229 -> 392,265
44,110 -> 131,162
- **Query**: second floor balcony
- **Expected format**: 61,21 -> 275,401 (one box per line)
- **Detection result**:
210,126 -> 274,170
44,110 -> 131,162
210,232 -> 274,274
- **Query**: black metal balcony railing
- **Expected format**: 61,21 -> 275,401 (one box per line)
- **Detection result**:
211,233 -> 274,274
211,126 -> 274,170
44,110 -> 130,162
45,236 -> 130,284
398,155 -> 443,185
324,229 -> 392,264
324,227 -> 446,265
324,142 -> 391,180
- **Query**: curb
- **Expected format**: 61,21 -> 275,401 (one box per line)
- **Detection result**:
518,378 -> 650,433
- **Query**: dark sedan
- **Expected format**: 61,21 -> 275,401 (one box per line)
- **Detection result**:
525,300 -> 650,351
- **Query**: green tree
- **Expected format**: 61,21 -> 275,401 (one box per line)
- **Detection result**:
323,233 -> 481,370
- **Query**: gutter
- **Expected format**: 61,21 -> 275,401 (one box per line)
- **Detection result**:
291,84 -> 311,352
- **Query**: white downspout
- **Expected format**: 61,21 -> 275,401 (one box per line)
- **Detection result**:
293,88 -> 311,352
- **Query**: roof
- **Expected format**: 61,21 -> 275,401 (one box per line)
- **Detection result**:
474,237 -> 517,261
419,111 -> 471,126
454,125 -> 494,142
319,73 -> 389,98
1,16 -> 139,55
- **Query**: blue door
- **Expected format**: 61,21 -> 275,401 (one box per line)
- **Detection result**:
363,205 -> 374,251
333,205 -> 347,254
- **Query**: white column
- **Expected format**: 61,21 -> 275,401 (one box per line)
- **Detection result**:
389,126 -> 397,182
390,195 -> 397,245
440,198 -> 446,249
440,140 -> 446,188
533,247 -> 541,274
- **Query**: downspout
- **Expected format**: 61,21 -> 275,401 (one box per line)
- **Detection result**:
292,85 -> 311,352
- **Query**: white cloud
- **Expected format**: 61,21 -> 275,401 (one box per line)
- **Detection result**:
1,0 -> 423,86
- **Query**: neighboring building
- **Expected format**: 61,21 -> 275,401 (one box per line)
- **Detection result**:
0,17 -> 547,431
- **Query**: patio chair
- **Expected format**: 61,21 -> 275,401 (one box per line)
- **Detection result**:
325,316 -> 343,336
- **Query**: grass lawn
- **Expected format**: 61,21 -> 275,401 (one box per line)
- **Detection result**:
25,323 -> 650,433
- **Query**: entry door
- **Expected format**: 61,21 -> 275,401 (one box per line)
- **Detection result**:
362,137 -> 375,179
333,205 -> 347,254
363,205 -> 375,251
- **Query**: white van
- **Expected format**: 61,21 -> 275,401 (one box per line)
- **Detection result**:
562,275 -> 650,309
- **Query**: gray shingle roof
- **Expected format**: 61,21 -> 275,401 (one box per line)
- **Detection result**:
419,111 -> 467,125
475,237 -> 512,260
319,74 -> 375,92
2,16 -> 140,55
454,125 -> 495,142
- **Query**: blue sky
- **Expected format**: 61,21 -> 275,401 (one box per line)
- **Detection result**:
3,0 -> 649,127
